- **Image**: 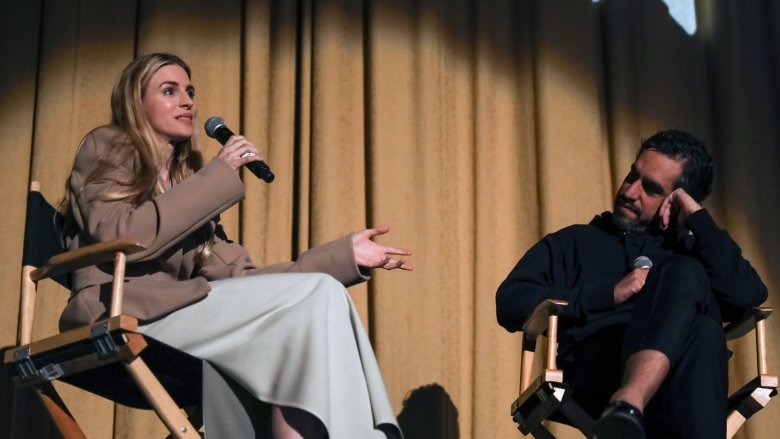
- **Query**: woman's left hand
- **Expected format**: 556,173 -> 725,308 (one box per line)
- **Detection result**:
352,226 -> 413,271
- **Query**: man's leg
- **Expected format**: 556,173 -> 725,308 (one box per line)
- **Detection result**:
595,255 -> 727,438
644,314 -> 728,438
611,350 -> 670,412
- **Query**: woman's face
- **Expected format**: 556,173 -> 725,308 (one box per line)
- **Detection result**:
142,64 -> 197,145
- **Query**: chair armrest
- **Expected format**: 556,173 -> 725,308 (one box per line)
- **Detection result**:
31,239 -> 146,282
522,299 -> 569,339
724,307 -> 772,341
518,299 -> 569,394
5,315 -> 140,362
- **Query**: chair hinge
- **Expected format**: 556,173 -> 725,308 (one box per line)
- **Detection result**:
12,347 -> 66,382
90,321 -> 118,359
12,347 -> 37,382
40,363 -> 65,380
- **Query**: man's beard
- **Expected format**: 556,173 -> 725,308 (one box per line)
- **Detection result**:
612,196 -> 651,234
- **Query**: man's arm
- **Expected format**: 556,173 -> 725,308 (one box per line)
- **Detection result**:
496,233 -> 617,333
660,189 -> 768,320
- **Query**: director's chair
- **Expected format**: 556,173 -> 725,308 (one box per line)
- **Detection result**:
510,299 -> 777,438
3,182 -> 203,438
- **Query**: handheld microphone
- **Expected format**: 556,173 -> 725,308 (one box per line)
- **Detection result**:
204,116 -> 275,183
633,256 -> 653,269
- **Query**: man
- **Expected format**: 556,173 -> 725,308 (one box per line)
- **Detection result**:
496,130 -> 767,438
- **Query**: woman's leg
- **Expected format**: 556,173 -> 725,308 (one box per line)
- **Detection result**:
138,273 -> 399,439
272,406 -> 326,439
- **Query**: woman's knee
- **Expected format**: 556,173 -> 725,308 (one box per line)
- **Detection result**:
308,272 -> 346,292
299,273 -> 350,305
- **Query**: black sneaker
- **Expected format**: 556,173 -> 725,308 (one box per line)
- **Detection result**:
592,400 -> 645,439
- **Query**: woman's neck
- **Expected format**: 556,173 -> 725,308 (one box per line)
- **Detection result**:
159,142 -> 175,185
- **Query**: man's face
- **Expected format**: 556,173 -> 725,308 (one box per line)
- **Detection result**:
612,149 -> 684,233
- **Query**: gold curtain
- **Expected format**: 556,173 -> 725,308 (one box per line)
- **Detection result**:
1,0 -> 778,438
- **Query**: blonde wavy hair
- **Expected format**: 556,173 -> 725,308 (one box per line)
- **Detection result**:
63,53 -> 214,263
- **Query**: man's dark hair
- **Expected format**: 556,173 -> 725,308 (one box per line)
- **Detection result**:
638,129 -> 714,202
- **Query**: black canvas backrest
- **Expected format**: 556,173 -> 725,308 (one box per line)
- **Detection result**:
22,189 -> 69,288
17,187 -> 204,410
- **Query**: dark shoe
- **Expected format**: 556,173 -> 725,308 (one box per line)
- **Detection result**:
592,400 -> 645,439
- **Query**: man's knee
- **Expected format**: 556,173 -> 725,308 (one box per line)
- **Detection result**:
652,255 -> 710,300
685,314 -> 727,360
656,255 -> 706,281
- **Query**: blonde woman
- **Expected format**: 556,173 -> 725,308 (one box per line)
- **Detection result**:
60,53 -> 410,438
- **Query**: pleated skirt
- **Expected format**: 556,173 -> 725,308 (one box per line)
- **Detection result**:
137,272 -> 401,438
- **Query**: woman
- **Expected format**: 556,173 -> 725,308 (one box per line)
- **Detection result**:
59,53 -> 411,438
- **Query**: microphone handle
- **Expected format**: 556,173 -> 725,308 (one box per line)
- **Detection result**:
213,125 -> 234,145
247,160 -> 275,183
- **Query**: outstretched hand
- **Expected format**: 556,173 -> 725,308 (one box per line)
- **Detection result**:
352,226 -> 413,271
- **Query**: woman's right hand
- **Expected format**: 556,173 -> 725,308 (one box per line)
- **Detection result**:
217,134 -> 263,171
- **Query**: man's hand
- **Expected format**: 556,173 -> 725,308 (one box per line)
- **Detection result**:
352,226 -> 413,271
658,188 -> 702,231
614,268 -> 650,304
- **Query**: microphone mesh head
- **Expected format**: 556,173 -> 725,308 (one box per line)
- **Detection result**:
633,256 -> 653,269
204,116 -> 225,138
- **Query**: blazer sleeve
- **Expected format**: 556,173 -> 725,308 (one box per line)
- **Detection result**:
199,226 -> 369,287
68,127 -> 246,262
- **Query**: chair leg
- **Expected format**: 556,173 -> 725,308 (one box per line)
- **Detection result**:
123,356 -> 200,439
726,411 -> 746,439
165,406 -> 204,439
557,394 -> 594,438
527,423 -> 557,439
726,386 -> 775,439
36,382 -> 87,439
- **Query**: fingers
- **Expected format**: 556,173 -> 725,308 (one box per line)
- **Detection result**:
362,225 -> 390,238
658,189 -> 703,231
217,135 -> 264,170
379,246 -> 413,256
362,227 -> 412,254
631,268 -> 649,285
364,249 -> 412,267
658,193 -> 674,230
382,258 -> 414,271
352,225 -> 414,271
354,246 -> 413,270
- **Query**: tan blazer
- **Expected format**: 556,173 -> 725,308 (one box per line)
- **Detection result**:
59,126 -> 366,331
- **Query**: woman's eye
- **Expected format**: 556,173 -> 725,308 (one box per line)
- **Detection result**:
163,87 -> 175,96
188,89 -> 196,98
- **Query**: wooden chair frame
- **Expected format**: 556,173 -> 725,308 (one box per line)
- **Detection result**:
3,182 -> 201,439
511,299 -> 777,439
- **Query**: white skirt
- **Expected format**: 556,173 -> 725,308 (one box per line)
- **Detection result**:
137,272 -> 401,438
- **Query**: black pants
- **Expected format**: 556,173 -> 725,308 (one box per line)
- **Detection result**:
561,255 -> 729,439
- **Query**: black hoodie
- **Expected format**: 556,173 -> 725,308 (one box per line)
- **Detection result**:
496,209 -> 767,352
